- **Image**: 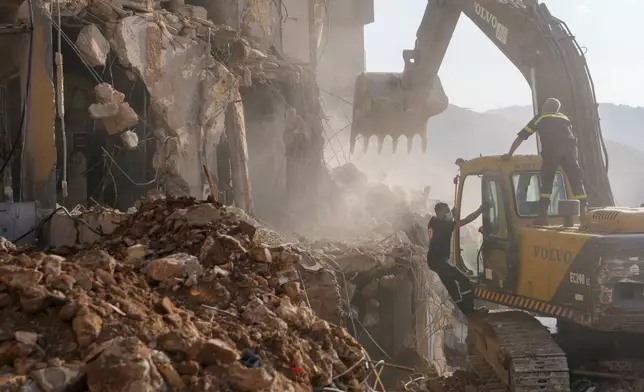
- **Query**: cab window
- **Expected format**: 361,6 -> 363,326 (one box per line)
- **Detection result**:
482,179 -> 508,239
512,171 -> 567,216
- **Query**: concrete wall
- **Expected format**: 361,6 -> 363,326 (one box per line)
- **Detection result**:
317,0 -> 373,100
281,0 -> 311,64
317,23 -> 365,100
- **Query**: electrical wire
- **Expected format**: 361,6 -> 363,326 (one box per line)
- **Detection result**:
0,0 -> 34,179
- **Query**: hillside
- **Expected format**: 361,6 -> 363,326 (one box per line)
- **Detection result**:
487,104 -> 644,150
349,105 -> 644,206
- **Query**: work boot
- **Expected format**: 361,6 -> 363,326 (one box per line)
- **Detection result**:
533,198 -> 550,226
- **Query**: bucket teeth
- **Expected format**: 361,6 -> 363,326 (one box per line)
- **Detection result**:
348,132 -> 427,154
420,133 -> 428,153
362,135 -> 371,153
350,132 -> 357,154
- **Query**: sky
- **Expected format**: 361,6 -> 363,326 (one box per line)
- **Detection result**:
364,0 -> 644,112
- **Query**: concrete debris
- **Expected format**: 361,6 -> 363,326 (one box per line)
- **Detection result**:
75,24 -> 110,67
90,83 -> 139,135
0,198 -> 368,392
119,129 -> 139,149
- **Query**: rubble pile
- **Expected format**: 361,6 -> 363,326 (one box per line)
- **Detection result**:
0,198 -> 370,392
399,371 -> 479,392
426,371 -> 480,392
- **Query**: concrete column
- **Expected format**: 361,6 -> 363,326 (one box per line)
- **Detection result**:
225,88 -> 252,213
20,0 -> 56,208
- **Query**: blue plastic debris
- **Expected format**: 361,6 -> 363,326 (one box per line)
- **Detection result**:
240,349 -> 262,368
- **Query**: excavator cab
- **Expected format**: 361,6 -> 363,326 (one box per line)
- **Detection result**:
452,155 -> 574,287
452,154 -> 644,326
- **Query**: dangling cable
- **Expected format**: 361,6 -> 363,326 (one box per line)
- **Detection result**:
55,0 -> 68,200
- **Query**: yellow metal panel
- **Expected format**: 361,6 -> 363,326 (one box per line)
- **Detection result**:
515,227 -> 590,301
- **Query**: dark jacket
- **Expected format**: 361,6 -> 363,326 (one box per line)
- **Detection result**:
518,112 -> 576,153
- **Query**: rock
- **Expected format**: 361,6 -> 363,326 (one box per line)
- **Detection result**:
42,255 -> 64,278
13,357 -> 37,375
282,281 -> 300,299
216,234 -> 246,253
242,298 -> 287,331
187,339 -> 239,365
14,331 -> 38,346
18,286 -> 49,313
226,362 -> 274,391
0,237 -> 16,252
146,253 -> 203,282
76,249 -> 116,274
198,236 -> 228,266
119,130 -> 138,149
76,24 -> 110,67
88,103 -> 119,119
176,361 -> 199,376
31,365 -> 84,392
156,331 -> 192,354
0,266 -> 43,288
95,269 -> 116,285
0,374 -> 27,391
168,204 -> 221,226
72,308 -> 102,347
156,363 -> 185,389
59,302 -> 79,322
275,298 -> 315,330
91,84 -> 138,135
249,246 -> 272,263
125,244 -> 147,261
49,274 -> 75,292
158,297 -> 176,315
86,337 -> 163,392
94,83 -> 124,104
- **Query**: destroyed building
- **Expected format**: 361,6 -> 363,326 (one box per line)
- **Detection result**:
0,0 -> 471,390
0,0 -> 375,230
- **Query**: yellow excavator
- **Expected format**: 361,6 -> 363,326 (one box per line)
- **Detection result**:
353,0 -> 644,390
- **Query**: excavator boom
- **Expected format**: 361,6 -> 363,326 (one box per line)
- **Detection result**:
352,0 -> 614,207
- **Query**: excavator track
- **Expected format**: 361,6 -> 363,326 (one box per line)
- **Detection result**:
467,311 -> 571,391
468,354 -> 509,391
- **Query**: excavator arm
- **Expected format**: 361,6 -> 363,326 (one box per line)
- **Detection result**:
352,0 -> 614,207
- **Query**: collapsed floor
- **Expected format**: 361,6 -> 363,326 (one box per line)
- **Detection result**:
0,197 -> 485,392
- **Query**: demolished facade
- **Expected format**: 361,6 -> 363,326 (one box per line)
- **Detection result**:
0,0 -> 351,228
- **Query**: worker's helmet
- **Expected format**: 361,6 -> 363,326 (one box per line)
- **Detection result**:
542,97 -> 562,113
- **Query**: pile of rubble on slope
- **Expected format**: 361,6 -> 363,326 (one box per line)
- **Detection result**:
0,197 -> 371,392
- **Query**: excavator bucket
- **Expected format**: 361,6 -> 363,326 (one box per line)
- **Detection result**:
350,72 -> 449,154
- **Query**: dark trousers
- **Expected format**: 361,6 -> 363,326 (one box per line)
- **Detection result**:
427,252 -> 474,314
540,142 -> 587,202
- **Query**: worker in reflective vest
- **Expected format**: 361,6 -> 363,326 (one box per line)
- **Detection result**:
502,98 -> 587,225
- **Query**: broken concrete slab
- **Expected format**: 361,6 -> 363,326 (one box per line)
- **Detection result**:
76,24 -> 110,67
90,83 -> 139,135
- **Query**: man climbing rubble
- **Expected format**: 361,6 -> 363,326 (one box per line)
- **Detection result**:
501,97 -> 588,225
427,202 -> 484,316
